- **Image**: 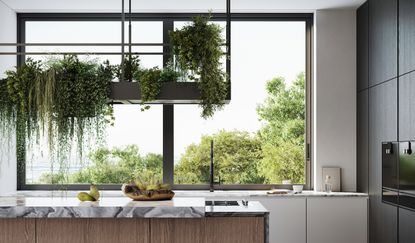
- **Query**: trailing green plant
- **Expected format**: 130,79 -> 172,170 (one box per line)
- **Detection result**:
134,61 -> 180,111
0,56 -> 114,174
51,55 -> 113,158
0,78 -> 17,151
136,67 -> 162,111
115,55 -> 140,82
170,14 -> 228,118
159,61 -> 180,83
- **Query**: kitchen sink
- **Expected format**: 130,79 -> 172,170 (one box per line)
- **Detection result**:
205,200 -> 239,206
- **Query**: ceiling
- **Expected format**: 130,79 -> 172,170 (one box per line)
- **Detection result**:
1,0 -> 366,13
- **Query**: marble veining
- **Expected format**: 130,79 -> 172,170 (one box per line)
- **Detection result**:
7,190 -> 368,198
0,197 -> 205,218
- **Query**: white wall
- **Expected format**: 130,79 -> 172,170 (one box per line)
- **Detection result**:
313,10 -> 357,192
0,1 -> 17,195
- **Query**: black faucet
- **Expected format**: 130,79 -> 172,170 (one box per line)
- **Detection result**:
210,140 -> 220,192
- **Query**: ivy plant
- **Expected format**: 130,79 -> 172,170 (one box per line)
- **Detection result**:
0,56 -> 113,175
170,14 -> 228,118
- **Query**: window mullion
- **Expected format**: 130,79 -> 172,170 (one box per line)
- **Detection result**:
163,19 -> 175,186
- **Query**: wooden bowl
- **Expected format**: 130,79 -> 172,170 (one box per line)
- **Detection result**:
121,184 -> 175,201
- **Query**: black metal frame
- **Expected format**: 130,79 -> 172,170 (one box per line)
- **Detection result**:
15,12 -> 313,191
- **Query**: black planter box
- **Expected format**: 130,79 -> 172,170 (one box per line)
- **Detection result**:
109,81 -> 230,104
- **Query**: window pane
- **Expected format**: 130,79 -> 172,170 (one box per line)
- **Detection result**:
174,21 -> 306,185
26,105 -> 163,184
25,21 -> 163,68
24,21 -> 164,185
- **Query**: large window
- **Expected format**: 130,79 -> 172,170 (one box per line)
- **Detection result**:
16,13 -> 312,190
174,22 -> 307,185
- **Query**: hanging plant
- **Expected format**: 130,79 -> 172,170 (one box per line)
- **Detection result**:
159,61 -> 180,83
1,56 -> 114,172
52,55 -> 113,158
134,61 -> 181,111
170,14 -> 228,118
0,78 -> 17,149
115,55 -> 140,82
135,67 -> 162,111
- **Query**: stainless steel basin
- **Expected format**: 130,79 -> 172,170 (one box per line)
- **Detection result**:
205,200 -> 239,206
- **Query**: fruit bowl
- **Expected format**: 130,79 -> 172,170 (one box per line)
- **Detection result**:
121,183 -> 175,201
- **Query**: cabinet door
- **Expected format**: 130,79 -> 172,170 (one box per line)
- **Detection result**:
399,0 -> 415,75
150,219 -> 205,243
369,80 -> 397,196
369,0 -> 398,86
259,198 -> 306,243
368,80 -> 398,243
399,208 -> 415,243
358,90 -> 369,193
357,2 -> 369,91
307,198 -> 368,243
369,200 -> 397,243
0,219 -> 35,243
204,217 -> 264,243
399,72 -> 415,141
36,219 -> 149,243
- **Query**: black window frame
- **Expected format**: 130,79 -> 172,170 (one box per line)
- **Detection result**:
16,12 -> 313,191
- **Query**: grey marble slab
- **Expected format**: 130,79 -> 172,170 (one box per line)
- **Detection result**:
8,190 -> 368,198
0,197 -> 205,218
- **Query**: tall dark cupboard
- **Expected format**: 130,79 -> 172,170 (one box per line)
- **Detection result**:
399,0 -> 415,75
368,0 -> 397,86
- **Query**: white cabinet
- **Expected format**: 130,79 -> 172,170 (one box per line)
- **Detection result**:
258,198 -> 306,243
307,197 -> 368,243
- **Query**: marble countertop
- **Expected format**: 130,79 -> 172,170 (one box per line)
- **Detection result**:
0,197 -> 205,218
8,190 -> 368,198
0,196 -> 269,218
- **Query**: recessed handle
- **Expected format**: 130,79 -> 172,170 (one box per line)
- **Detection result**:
385,142 -> 393,154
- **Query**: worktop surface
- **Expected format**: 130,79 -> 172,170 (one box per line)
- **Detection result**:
9,190 -> 368,198
0,197 -> 206,218
0,196 -> 269,218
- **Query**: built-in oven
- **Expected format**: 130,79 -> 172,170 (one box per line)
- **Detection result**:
399,141 -> 415,210
382,142 -> 399,205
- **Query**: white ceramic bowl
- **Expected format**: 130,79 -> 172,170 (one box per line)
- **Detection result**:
292,185 -> 304,193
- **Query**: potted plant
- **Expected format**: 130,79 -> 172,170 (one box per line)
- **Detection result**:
170,14 -> 228,118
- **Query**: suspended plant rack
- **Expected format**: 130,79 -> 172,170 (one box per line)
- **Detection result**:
0,0 -> 232,105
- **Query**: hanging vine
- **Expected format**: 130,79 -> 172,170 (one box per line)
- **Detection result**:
0,56 -> 113,174
170,14 -> 228,118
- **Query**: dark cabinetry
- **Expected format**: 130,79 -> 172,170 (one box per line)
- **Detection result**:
369,80 -> 397,196
357,2 -> 369,91
369,200 -> 397,243
358,0 -> 415,242
399,0 -> 415,75
357,90 -> 368,193
399,208 -> 415,243
399,72 -> 415,141
369,0 -> 398,86
368,80 -> 397,243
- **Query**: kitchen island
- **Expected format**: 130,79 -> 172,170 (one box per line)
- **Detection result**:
0,196 -> 268,243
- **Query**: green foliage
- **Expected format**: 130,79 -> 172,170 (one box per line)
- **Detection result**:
0,78 -> 17,142
174,130 -> 265,184
134,61 -> 180,111
34,73 -> 306,186
256,73 -> 306,184
136,67 -> 162,111
53,56 -> 113,157
1,56 -> 113,175
170,15 -> 228,119
115,55 -> 140,82
159,62 -> 180,83
38,145 -> 162,184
